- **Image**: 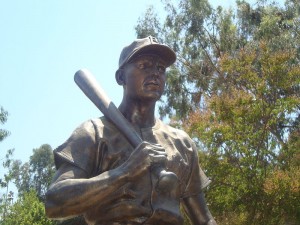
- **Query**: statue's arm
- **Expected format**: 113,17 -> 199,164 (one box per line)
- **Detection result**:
182,192 -> 217,225
45,141 -> 166,219
45,162 -> 129,219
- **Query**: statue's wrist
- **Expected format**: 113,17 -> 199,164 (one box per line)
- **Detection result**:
117,163 -> 132,181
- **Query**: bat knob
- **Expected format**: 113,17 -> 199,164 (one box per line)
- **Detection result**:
156,170 -> 178,192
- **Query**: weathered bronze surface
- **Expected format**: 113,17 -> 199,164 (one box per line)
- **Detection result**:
45,36 -> 217,225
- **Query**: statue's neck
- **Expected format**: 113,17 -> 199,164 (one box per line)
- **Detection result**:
118,100 -> 156,128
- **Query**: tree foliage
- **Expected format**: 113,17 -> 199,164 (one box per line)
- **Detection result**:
136,0 -> 300,224
0,107 -> 15,221
1,190 -> 54,225
0,107 -> 10,143
6,144 -> 56,199
30,144 -> 56,198
187,41 -> 300,224
0,144 -> 84,224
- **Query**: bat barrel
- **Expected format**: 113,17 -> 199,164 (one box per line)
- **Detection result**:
74,69 -> 142,147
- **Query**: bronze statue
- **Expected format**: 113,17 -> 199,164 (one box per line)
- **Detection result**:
45,36 -> 217,225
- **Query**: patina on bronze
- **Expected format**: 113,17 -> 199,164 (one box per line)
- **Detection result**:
74,68 -> 181,224
45,36 -> 217,225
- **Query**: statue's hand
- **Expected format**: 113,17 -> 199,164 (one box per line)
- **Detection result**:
121,141 -> 167,180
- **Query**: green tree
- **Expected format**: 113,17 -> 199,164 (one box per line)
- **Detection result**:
7,144 -> 55,199
0,149 -> 15,222
0,107 -> 12,192
1,144 -> 84,225
9,160 -> 31,197
0,107 -> 10,143
1,190 -> 54,225
29,144 -> 55,199
186,42 -> 300,224
136,0 -> 300,224
0,107 -> 14,221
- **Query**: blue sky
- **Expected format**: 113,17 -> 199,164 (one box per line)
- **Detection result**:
0,0 -> 284,192
0,1 -> 162,163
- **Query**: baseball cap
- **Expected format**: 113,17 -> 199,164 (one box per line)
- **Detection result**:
118,36 -> 176,68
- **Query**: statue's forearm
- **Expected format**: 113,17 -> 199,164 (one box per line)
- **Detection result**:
45,141 -> 167,219
45,167 -> 128,218
183,193 -> 217,225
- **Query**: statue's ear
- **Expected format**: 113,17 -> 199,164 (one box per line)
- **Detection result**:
115,69 -> 125,85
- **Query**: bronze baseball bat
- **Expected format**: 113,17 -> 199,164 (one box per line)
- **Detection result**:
74,69 -> 142,148
74,69 -> 178,191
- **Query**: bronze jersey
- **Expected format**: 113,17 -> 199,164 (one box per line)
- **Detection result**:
54,117 -> 210,225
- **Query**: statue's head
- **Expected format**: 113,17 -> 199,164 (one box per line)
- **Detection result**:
115,37 -> 176,102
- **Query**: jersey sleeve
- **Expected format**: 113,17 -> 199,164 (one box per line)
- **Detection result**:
53,120 -> 99,177
182,141 -> 211,198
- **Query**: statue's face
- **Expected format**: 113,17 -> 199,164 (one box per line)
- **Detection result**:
122,54 -> 167,102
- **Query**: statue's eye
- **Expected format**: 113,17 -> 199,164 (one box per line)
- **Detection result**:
137,60 -> 153,70
157,65 -> 166,73
136,63 -> 145,69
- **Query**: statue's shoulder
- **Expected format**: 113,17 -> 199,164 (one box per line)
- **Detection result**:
158,119 -> 191,141
53,117 -> 113,173
89,116 -> 119,139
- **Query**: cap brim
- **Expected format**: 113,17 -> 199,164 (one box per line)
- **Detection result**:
126,44 -> 176,67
